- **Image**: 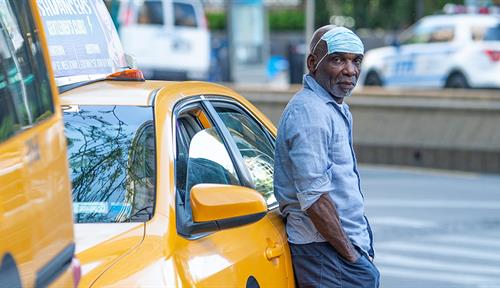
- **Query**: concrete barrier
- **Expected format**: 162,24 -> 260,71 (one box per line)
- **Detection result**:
232,85 -> 500,174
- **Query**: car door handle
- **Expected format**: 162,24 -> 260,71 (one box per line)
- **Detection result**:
266,242 -> 284,260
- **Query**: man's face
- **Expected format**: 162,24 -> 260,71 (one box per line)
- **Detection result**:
314,52 -> 363,98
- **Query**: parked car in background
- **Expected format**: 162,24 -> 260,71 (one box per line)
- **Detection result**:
0,0 -> 78,287
118,0 -> 210,80
360,14 -> 500,89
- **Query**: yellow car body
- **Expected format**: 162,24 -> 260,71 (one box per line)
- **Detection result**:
61,79 -> 294,287
0,0 -> 76,287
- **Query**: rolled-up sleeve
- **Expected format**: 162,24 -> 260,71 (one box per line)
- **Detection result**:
284,104 -> 335,211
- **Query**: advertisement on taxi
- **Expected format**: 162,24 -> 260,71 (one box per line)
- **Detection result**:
37,0 -> 126,83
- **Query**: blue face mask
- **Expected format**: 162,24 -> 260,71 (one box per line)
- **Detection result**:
312,27 -> 364,71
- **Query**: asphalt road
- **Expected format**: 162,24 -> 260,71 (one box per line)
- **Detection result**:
361,165 -> 500,288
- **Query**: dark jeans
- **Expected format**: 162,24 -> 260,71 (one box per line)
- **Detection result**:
289,242 -> 380,288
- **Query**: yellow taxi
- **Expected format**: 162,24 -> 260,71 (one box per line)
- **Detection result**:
60,73 -> 295,287
0,0 -> 78,287
37,1 -> 294,285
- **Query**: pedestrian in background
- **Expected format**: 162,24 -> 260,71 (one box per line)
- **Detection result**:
273,25 -> 380,288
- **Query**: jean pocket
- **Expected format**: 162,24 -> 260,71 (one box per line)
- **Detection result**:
291,254 -> 323,287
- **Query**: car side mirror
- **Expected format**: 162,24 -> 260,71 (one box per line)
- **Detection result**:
390,36 -> 401,49
189,184 -> 267,232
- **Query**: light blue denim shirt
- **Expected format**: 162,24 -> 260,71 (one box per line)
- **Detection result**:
274,74 -> 374,257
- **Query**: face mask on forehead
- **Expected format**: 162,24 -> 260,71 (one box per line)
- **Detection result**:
312,27 -> 364,71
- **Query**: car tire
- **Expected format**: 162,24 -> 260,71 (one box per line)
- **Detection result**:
364,71 -> 383,86
445,72 -> 469,89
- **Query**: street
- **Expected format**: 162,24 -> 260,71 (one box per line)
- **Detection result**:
362,165 -> 500,288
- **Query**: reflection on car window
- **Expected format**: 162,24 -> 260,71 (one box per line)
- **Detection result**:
176,106 -> 239,205
64,106 -> 155,223
185,128 -> 240,193
0,0 -> 54,142
174,2 -> 197,27
484,24 -> 500,41
401,24 -> 454,44
214,104 -> 277,207
138,1 -> 163,25
428,26 -> 454,43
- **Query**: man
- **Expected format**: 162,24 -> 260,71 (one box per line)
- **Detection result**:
274,25 -> 380,288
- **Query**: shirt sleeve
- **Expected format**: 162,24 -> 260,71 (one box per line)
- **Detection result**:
283,104 -> 335,211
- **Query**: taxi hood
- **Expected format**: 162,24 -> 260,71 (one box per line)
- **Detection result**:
74,223 -> 145,287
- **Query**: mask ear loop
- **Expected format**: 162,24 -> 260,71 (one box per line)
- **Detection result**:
311,38 -> 328,72
313,53 -> 328,71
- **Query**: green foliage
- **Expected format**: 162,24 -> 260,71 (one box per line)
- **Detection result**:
269,10 -> 305,31
206,10 -> 305,31
205,0 -> 466,32
332,0 -> 464,30
206,12 -> 226,30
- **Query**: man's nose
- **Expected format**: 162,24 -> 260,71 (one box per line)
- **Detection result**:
343,61 -> 357,76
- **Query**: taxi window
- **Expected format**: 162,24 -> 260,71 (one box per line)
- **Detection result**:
64,105 -> 155,223
213,103 -> 277,207
138,1 -> 163,25
174,2 -> 198,27
175,106 -> 239,204
0,0 -> 54,142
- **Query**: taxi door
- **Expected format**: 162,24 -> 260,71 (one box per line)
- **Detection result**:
172,98 -> 292,287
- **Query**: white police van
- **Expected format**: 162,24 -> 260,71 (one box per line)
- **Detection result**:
360,14 -> 500,89
118,0 -> 210,80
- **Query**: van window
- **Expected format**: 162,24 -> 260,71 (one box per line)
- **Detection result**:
138,1 -> 164,25
174,2 -> 198,28
0,0 -> 54,142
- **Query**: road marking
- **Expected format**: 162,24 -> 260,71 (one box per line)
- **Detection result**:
377,242 -> 500,261
370,217 -> 437,228
376,254 -> 500,275
379,267 -> 500,286
431,235 -> 500,249
367,199 -> 500,209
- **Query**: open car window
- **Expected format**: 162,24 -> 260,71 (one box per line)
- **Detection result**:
212,102 -> 277,207
175,105 -> 240,205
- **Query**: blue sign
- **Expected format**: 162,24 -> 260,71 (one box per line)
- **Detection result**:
38,0 -> 127,80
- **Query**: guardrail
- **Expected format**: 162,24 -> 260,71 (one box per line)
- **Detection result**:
232,85 -> 500,174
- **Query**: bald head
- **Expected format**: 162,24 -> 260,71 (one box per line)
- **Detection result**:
309,25 -> 336,58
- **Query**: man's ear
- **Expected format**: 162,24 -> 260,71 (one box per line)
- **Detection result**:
307,54 -> 316,74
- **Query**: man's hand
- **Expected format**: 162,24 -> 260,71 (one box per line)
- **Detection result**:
306,194 -> 360,263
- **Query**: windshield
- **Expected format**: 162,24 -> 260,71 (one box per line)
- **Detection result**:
63,105 -> 155,223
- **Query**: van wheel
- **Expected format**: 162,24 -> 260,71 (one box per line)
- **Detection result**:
364,71 -> 382,86
445,72 -> 469,88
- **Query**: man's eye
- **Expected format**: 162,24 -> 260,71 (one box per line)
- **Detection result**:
354,58 -> 363,65
332,57 -> 343,63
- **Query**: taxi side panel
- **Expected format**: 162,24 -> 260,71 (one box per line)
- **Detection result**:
0,0 -> 75,286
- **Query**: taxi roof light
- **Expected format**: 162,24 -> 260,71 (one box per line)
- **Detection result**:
106,69 -> 145,81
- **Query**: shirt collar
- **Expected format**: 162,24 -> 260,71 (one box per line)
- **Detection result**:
303,74 -> 347,109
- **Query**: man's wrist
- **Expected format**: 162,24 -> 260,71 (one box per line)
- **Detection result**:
347,249 -> 361,263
